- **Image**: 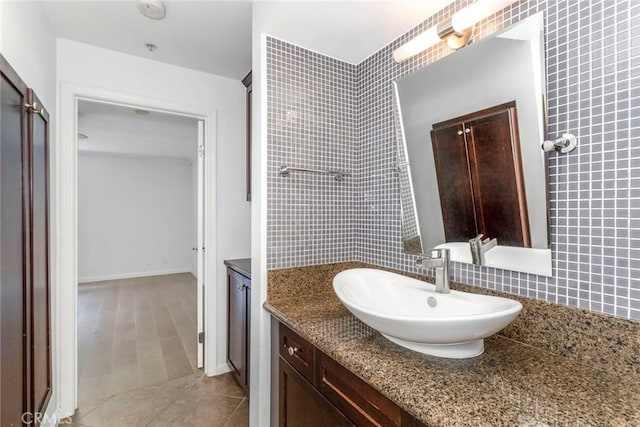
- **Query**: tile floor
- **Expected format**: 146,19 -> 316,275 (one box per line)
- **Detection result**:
64,274 -> 248,426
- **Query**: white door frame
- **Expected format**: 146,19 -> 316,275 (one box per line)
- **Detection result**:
196,120 -> 205,368
54,82 -> 217,417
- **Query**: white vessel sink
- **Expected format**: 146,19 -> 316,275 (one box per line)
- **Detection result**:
333,268 -> 522,359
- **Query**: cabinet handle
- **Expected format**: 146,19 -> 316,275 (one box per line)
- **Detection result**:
287,346 -> 300,356
465,128 -> 471,134
25,102 -> 44,116
457,129 -> 463,135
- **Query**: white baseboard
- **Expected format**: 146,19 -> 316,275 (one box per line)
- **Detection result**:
39,397 -> 65,426
78,267 -> 192,283
211,363 -> 232,377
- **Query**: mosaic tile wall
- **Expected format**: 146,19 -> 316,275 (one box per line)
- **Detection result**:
267,0 -> 640,321
266,37 -> 358,268
356,0 -> 639,321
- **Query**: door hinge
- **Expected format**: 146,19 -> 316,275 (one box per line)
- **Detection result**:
198,332 -> 205,344
198,145 -> 205,157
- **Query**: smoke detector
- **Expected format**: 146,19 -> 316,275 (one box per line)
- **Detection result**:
138,0 -> 166,20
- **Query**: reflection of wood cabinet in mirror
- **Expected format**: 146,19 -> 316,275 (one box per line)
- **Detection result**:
431,101 -> 530,247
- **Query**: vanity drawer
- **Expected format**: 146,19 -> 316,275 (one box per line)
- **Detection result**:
315,352 -> 412,427
279,323 -> 315,383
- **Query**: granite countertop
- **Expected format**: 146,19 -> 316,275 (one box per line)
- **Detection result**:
265,268 -> 640,426
223,258 -> 251,278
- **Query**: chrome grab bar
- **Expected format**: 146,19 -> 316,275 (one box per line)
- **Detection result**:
279,165 -> 351,181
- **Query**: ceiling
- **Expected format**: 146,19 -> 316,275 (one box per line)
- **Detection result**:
43,1 -> 252,79
78,100 -> 199,161
255,0 -> 455,64
43,1 -> 455,78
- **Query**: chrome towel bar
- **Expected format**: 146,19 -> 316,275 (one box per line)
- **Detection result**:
279,165 -> 350,181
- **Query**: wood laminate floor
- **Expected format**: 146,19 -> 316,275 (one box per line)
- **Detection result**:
68,273 -> 248,427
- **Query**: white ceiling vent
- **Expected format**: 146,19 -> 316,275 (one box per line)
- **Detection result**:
138,0 -> 166,20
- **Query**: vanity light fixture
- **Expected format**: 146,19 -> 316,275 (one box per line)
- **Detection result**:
393,0 -> 518,63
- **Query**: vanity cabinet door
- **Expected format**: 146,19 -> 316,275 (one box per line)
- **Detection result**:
227,269 -> 249,392
280,358 -> 354,427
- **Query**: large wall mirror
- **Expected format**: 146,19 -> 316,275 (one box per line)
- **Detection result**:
393,13 -> 552,276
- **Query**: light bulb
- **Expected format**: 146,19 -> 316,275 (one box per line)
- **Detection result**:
451,0 -> 516,32
393,26 -> 440,63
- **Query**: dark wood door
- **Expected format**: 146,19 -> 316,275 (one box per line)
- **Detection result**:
28,89 -> 52,418
227,269 -> 247,390
1,56 -> 52,426
431,125 -> 478,242
1,56 -> 30,427
279,358 -> 354,427
467,109 -> 529,247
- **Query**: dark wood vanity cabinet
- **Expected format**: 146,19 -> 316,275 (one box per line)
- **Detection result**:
316,352 -> 416,427
226,259 -> 251,393
276,322 -> 418,427
280,358 -> 354,427
431,101 -> 530,247
1,55 -> 52,426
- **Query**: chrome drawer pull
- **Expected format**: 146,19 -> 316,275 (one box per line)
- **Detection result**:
287,346 -> 300,356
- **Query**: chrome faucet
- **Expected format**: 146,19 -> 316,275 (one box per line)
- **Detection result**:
469,234 -> 497,265
416,249 -> 450,293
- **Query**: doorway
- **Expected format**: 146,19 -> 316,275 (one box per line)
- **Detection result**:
75,100 -> 205,406
56,84 -> 219,419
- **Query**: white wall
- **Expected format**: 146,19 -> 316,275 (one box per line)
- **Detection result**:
250,5 -> 275,426
77,152 -> 194,282
57,39 -> 251,375
1,1 -> 56,109
1,2 -> 59,425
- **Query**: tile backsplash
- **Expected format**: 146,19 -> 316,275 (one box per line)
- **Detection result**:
266,0 -> 640,321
